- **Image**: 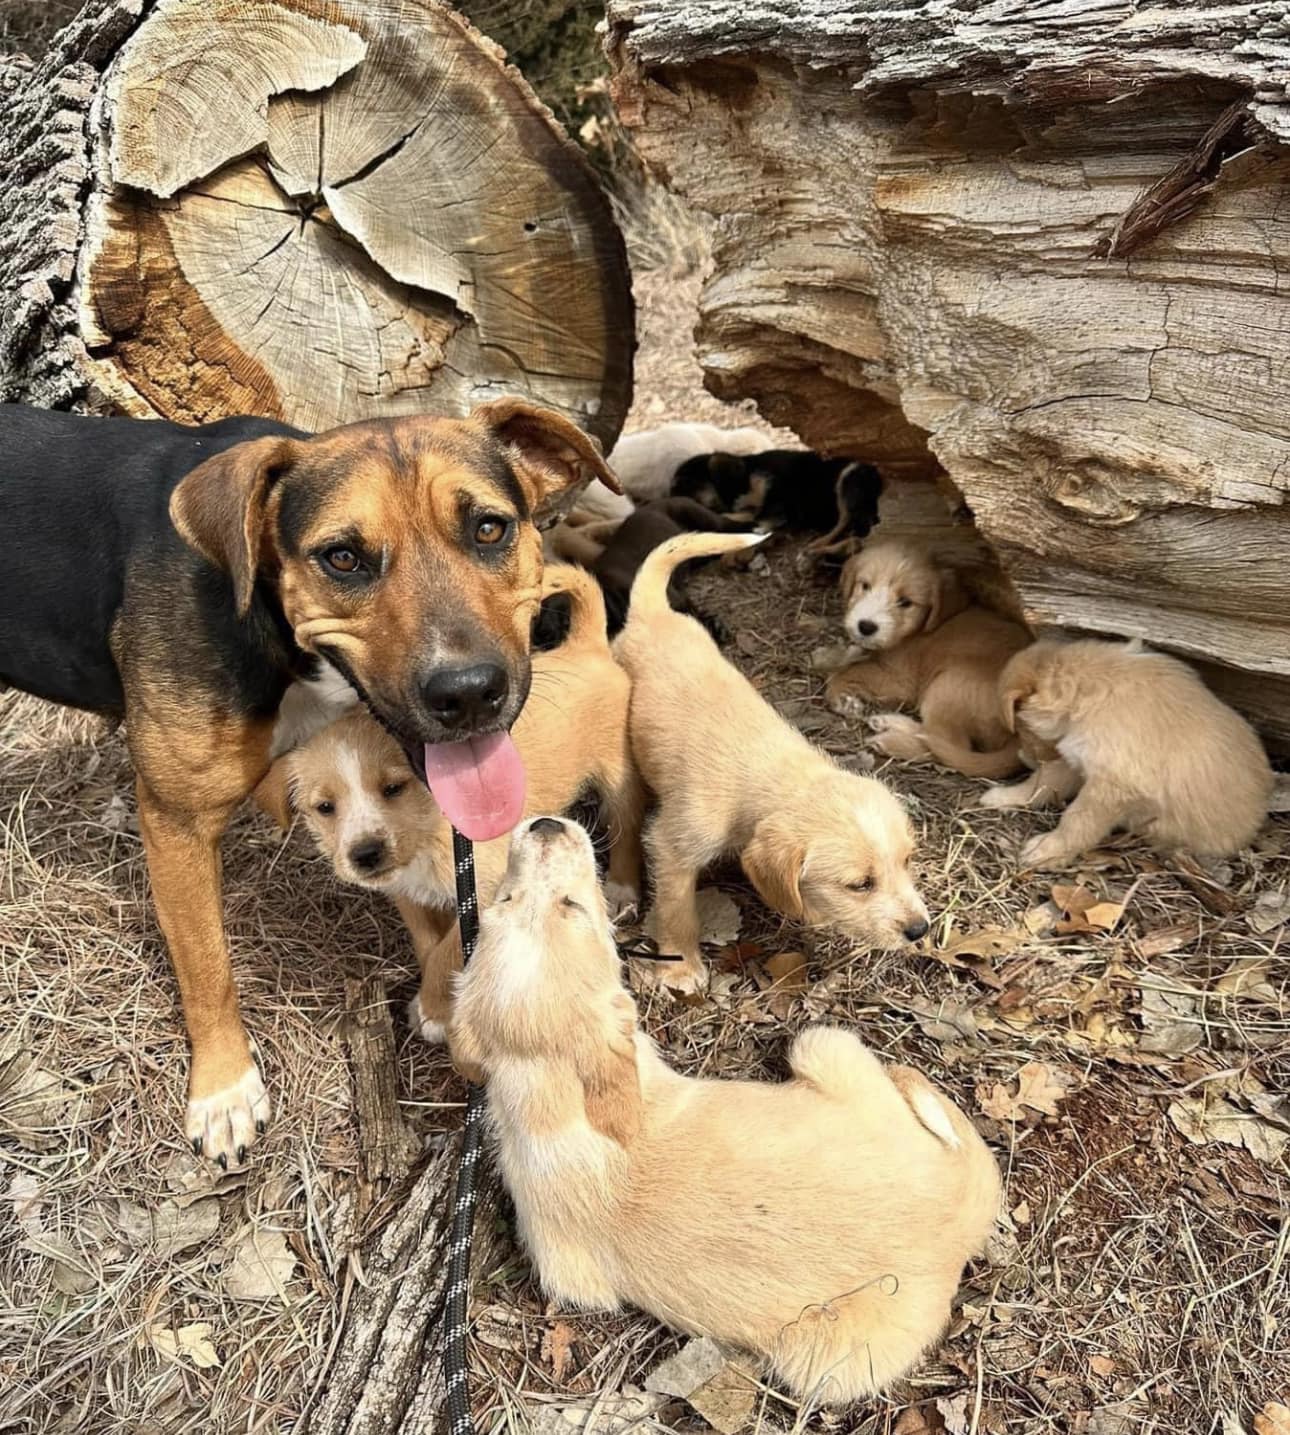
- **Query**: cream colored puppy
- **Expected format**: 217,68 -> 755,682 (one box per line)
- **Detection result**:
609,422 -> 771,503
452,816 -> 1001,1406
981,638 -> 1274,867
615,532 -> 929,993
288,563 -> 643,1037
825,540 -> 1030,779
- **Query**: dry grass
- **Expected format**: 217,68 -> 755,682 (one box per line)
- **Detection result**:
2,182 -> 1288,1435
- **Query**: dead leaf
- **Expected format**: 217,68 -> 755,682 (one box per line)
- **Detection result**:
716,941 -> 764,972
1215,959 -> 1276,1001
646,1337 -> 725,1398
27,1234 -> 96,1295
695,889 -> 741,948
762,950 -> 809,1018
7,1173 -> 42,1237
1268,776 -> 1290,813
221,1226 -> 298,1301
1011,1200 -> 1031,1226
1167,1096 -> 1288,1165
937,1392 -> 970,1435
1138,985 -> 1204,1056
1051,884 -> 1124,935
908,995 -> 982,1044
150,1321 -> 221,1369
529,1390 -> 667,1435
1255,1402 -> 1290,1435
115,1197 -> 220,1259
1248,887 -> 1290,935
894,1406 -> 947,1435
735,630 -> 759,657
978,1061 -> 1071,1122
542,1320 -> 576,1384
0,1056 -> 86,1152
475,1304 -> 529,1354
1024,900 -> 1059,936
1134,920 -> 1200,959
687,1363 -> 757,1435
1088,1354 -> 1116,1379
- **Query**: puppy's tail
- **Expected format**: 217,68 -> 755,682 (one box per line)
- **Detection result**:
626,531 -> 767,623
922,730 -> 1023,780
542,561 -> 610,647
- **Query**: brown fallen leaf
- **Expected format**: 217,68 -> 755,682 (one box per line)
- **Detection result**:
1051,883 -> 1125,935
1255,1402 -> 1290,1435
978,1061 -> 1071,1122
1088,1353 -> 1116,1379
1133,920 -> 1200,959
763,950 -> 809,1020
894,1405 -> 947,1435
541,1320 -> 575,1385
716,941 -> 765,973
937,1392 -> 969,1435
932,928 -> 1017,988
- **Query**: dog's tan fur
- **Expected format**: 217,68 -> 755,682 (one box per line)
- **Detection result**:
614,532 -> 929,993
825,541 -> 1031,779
981,638 -> 1274,867
288,562 -> 642,1036
452,817 -> 1001,1405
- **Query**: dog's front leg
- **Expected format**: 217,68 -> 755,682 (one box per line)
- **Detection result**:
1019,778 -> 1122,869
136,780 -> 269,1165
643,824 -> 708,995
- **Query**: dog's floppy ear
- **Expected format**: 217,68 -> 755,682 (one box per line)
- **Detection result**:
926,566 -> 969,632
999,672 -> 1035,732
477,397 -> 621,530
742,817 -> 806,921
170,437 -> 297,617
580,991 -> 640,1145
839,551 -> 865,607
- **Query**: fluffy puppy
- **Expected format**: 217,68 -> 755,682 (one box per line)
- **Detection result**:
980,638 -> 1274,867
615,532 -> 929,993
288,563 -> 643,1036
452,816 -> 1001,1406
825,541 -> 1030,779
609,422 -> 768,504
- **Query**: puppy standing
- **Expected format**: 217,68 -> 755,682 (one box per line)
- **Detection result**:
825,540 -> 1030,778
288,562 -> 643,1036
981,638 -> 1274,867
452,817 -> 1001,1405
615,532 -> 929,993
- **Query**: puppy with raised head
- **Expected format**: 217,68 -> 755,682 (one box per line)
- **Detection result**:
288,562 -> 643,1037
452,816 -> 1001,1406
980,638 -> 1274,868
825,540 -> 1030,779
615,532 -> 929,994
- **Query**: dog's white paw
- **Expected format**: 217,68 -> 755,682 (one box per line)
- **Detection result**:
828,691 -> 869,720
1019,833 -> 1069,870
978,783 -> 1023,810
603,879 -> 640,920
187,1063 -> 270,1169
407,991 -> 448,1046
632,956 -> 709,999
868,712 -> 927,759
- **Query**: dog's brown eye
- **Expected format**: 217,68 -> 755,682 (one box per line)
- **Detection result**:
897,598 -> 913,609
382,781 -> 407,799
847,877 -> 874,892
325,547 -> 359,574
475,517 -> 508,546
316,800 -> 335,817
860,581 -> 871,591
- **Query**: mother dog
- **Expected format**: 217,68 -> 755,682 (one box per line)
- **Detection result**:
0,398 -> 615,1165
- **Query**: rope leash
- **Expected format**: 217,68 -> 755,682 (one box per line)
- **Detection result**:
443,827 -> 484,1435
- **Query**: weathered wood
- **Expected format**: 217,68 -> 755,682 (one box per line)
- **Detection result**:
607,0 -> 1290,746
343,977 -> 419,1189
2,0 -> 632,447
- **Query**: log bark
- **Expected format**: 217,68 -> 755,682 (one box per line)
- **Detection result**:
607,0 -> 1290,746
1,0 -> 632,448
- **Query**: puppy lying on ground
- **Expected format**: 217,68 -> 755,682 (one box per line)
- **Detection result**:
452,816 -> 1001,1406
553,496 -> 752,637
673,450 -> 883,555
288,563 -> 642,1036
825,541 -> 1031,779
615,532 -> 929,994
980,638 -> 1274,867
610,421 -> 768,504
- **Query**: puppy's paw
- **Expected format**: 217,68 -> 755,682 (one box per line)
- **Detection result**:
186,1060 -> 270,1170
407,990 -> 448,1046
1019,833 -> 1071,870
632,956 -> 709,999
827,689 -> 869,720
868,713 -> 928,760
978,783 -> 1026,810
603,879 -> 640,921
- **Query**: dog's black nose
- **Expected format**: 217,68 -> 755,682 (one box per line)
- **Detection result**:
856,620 -> 878,637
903,918 -> 929,942
421,662 -> 508,730
529,816 -> 565,838
350,838 -> 386,871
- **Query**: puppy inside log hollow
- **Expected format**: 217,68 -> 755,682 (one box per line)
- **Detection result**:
0,398 -> 616,1166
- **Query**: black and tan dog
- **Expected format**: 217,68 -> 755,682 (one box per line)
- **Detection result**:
0,398 -> 615,1165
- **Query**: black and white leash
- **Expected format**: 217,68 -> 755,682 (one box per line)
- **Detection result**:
440,837 -> 684,1434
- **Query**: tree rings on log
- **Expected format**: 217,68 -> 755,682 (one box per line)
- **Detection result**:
78,0 -> 633,446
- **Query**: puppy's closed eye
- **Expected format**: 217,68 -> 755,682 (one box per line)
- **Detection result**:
382,779 -> 408,799
846,877 -> 874,892
561,895 -> 584,912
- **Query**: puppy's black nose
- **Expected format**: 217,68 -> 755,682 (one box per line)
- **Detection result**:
421,662 -> 508,730
856,620 -> 878,637
350,838 -> 386,871
904,918 -> 929,942
529,816 -> 565,838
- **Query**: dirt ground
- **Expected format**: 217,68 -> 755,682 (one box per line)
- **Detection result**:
2,230 -> 1289,1435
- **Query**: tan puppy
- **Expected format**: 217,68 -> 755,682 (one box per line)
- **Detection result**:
452,817 -> 1001,1406
981,638 -> 1274,867
825,540 -> 1031,779
615,532 -> 929,993
288,563 -> 642,1037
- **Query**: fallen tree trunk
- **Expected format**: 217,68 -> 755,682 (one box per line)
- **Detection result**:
607,0 -> 1290,745
0,0 -> 632,448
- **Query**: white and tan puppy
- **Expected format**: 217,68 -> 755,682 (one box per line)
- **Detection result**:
288,563 -> 643,1036
826,541 -> 1030,779
452,816 -> 1001,1407
982,638 -> 1274,867
615,532 -> 929,993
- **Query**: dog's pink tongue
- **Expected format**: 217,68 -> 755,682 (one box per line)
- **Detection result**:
422,732 -> 526,842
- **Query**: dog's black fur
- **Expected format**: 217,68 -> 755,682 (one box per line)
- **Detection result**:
671,448 -> 884,547
0,406 -> 308,716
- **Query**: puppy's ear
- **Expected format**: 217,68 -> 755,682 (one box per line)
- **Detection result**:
581,991 -> 640,1145
170,437 -> 297,616
476,398 -> 621,530
926,567 -> 968,632
999,674 -> 1034,732
251,758 -> 294,832
839,552 -> 864,606
742,818 -> 806,921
